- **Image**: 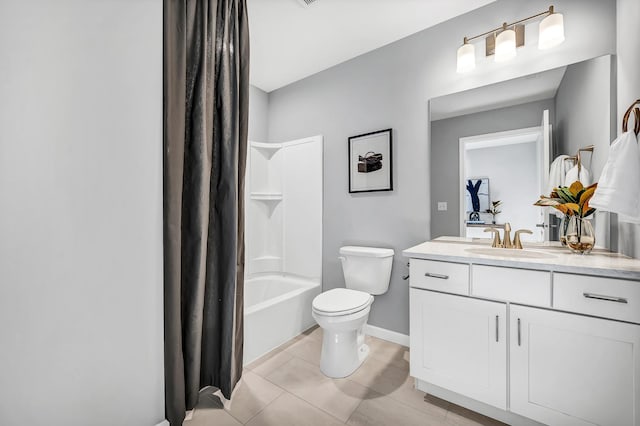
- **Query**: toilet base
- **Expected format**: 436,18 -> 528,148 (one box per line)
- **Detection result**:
318,324 -> 370,378
313,302 -> 372,379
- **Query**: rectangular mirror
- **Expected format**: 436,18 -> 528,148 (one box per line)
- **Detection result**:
429,54 -> 615,244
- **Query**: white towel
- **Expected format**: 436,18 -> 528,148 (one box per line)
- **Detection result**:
564,164 -> 592,187
547,155 -> 571,194
590,132 -> 640,223
546,155 -> 572,218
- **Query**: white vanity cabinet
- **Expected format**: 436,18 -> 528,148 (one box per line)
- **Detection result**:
510,305 -> 640,426
410,289 -> 507,409
405,240 -> 640,426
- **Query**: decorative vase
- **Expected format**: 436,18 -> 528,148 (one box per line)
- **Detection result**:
559,214 -> 571,246
565,216 -> 595,254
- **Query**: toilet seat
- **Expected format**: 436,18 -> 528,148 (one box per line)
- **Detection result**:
312,288 -> 373,317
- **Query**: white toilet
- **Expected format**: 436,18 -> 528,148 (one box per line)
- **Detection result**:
312,246 -> 394,378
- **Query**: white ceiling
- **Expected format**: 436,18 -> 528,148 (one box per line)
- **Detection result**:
430,66 -> 568,121
247,0 -> 495,92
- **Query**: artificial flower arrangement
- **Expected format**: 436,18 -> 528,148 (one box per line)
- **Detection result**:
534,181 -> 598,253
534,181 -> 598,217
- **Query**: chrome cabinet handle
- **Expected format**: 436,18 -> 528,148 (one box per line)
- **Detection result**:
495,315 -> 499,342
517,318 -> 521,346
424,272 -> 449,280
583,292 -> 628,304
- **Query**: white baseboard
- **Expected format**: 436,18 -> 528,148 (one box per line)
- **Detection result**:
155,420 -> 170,426
364,324 -> 409,347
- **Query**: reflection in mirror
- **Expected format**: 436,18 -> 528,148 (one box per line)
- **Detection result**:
429,54 -> 614,245
460,126 -> 546,242
465,177 -> 489,221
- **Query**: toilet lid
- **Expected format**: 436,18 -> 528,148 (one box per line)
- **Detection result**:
312,288 -> 372,315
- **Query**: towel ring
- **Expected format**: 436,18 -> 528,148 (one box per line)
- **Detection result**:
622,99 -> 640,136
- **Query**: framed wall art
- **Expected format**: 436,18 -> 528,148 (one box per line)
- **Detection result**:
348,128 -> 393,193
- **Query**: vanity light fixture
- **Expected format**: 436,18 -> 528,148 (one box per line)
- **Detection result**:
456,5 -> 565,73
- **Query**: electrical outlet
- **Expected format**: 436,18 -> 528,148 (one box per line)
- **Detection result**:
437,202 -> 448,211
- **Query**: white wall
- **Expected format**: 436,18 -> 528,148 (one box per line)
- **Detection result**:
266,0 -> 616,334
0,1 -> 164,425
616,0 -> 640,259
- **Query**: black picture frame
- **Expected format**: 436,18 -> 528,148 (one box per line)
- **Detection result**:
348,128 -> 393,193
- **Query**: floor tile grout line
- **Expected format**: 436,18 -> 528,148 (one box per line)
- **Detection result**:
271,361 -> 355,422
223,373 -> 288,424
232,330 -> 496,426
283,336 -> 427,419
287,388 -> 352,425
243,354 -> 355,425
241,391 -> 289,425
258,350 -> 382,424
261,339 -> 437,416
245,332 -> 492,425
246,348 -> 296,378
344,394 -> 369,425
340,364 -> 450,421
233,360 -> 297,424
283,389 -> 351,425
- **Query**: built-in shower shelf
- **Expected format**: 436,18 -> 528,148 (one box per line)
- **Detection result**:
246,136 -> 322,277
250,192 -> 283,201
251,142 -> 282,159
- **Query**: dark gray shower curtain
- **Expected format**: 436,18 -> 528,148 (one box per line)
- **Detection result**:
163,0 -> 249,424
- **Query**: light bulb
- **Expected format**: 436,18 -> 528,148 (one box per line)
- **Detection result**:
456,41 -> 476,73
495,28 -> 516,62
539,12 -> 565,49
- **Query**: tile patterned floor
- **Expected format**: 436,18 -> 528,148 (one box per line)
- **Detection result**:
184,326 -> 506,426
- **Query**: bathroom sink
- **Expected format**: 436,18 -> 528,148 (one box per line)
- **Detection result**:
465,247 -> 557,259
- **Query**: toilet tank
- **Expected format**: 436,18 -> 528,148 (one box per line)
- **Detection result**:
339,246 -> 394,295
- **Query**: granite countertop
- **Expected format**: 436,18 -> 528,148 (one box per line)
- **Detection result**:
403,237 -> 640,281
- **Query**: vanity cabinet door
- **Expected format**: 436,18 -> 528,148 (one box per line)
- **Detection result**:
510,305 -> 640,426
410,289 -> 506,410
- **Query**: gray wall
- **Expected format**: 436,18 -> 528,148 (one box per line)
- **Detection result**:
555,55 -> 614,180
0,1 -> 164,425
249,85 -> 269,141
616,0 -> 640,258
430,99 -> 555,239
267,0 -> 616,335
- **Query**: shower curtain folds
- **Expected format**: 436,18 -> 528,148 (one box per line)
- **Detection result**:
163,0 -> 249,424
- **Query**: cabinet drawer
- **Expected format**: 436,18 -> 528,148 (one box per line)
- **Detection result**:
472,265 -> 551,307
554,273 -> 640,324
410,259 -> 469,295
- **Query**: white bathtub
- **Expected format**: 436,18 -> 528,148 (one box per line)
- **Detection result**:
243,274 -> 321,365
